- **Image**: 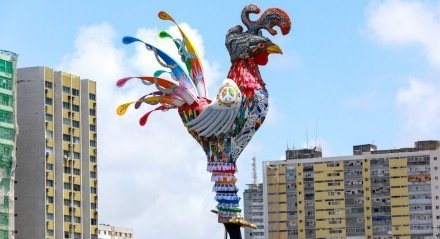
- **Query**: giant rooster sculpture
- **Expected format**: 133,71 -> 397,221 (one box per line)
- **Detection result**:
116,4 -> 291,239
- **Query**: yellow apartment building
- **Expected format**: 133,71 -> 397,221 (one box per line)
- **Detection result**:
264,141 -> 440,239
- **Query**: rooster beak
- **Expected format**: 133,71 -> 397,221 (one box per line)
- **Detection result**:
266,43 -> 283,54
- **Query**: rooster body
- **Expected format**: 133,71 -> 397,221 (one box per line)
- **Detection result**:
178,58 -> 269,222
116,4 -> 291,233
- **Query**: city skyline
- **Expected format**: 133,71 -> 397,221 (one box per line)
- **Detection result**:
2,1 -> 440,239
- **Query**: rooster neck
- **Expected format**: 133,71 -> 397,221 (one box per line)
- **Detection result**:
227,58 -> 265,97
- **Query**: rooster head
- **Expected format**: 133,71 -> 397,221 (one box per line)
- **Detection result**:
225,4 -> 291,65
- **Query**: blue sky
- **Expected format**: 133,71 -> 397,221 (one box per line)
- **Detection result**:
3,0 -> 440,238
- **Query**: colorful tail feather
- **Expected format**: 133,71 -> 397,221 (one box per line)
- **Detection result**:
116,13 -> 207,126
159,11 -> 207,98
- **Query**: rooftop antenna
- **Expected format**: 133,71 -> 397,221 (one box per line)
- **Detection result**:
252,156 -> 257,185
306,127 -> 309,149
315,118 -> 318,147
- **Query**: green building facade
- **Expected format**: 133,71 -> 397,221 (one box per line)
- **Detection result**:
0,50 -> 17,238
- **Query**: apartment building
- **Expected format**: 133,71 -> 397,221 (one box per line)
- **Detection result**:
15,67 -> 98,239
244,183 -> 264,239
98,224 -> 133,239
0,50 -> 18,239
264,141 -> 440,239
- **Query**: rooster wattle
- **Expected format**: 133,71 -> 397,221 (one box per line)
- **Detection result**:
116,4 -> 291,238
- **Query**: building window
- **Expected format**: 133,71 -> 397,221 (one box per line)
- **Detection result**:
63,134 -> 71,141
89,93 -> 96,100
0,76 -> 12,90
0,126 -> 15,140
0,93 -> 12,107
90,156 -> 96,162
46,163 -> 54,171
45,113 -> 53,121
72,120 -> 80,128
72,136 -> 80,144
45,81 -> 52,89
64,183 -> 72,189
0,60 -> 10,74
90,124 -> 96,131
64,167 -> 71,174
0,60 -> 5,73
63,118 -> 71,125
45,129 -> 53,138
46,180 -> 54,187
73,168 -> 80,175
73,184 -> 80,191
90,171 -> 97,178
45,97 -> 53,105
63,86 -> 70,93
73,152 -> 80,159
0,110 -> 13,123
72,104 -> 80,112
5,61 -> 12,73
90,140 -> 96,147
72,89 -> 79,96
63,102 -> 71,109
327,162 -> 339,167
47,196 -> 54,204
90,109 -> 96,116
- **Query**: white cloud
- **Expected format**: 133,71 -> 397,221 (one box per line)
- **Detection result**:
366,0 -> 440,67
366,0 -> 440,141
396,79 -> 440,138
59,23 -> 127,81
58,22 -> 230,239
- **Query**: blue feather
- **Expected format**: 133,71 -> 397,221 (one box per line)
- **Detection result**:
121,35 -> 198,102
122,36 -> 143,45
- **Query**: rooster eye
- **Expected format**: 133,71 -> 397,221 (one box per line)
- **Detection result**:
258,43 -> 265,48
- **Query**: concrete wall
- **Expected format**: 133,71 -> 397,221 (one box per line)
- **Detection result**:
16,67 -> 46,239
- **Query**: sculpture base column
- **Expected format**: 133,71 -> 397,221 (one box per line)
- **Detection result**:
224,223 -> 242,239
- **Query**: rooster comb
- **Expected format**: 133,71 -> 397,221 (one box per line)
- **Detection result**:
241,4 -> 291,36
226,4 -> 291,61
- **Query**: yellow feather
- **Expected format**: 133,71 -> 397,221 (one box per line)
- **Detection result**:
144,95 -> 162,105
116,102 -> 133,116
